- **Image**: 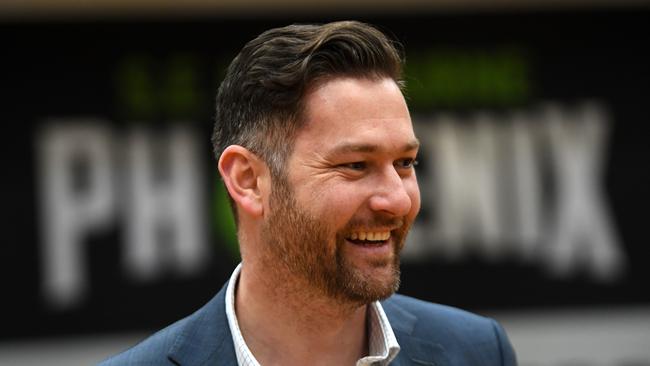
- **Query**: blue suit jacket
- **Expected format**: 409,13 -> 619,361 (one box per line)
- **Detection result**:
100,283 -> 516,365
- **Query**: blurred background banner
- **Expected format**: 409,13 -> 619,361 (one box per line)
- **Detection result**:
1,2 -> 649,365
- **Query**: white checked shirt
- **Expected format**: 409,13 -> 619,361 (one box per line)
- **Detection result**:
225,263 -> 401,366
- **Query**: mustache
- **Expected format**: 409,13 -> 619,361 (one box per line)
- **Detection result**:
343,216 -> 405,231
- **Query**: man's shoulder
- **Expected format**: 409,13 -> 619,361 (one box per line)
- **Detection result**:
98,315 -> 192,366
382,293 -> 517,365
98,283 -> 234,366
383,293 -> 495,330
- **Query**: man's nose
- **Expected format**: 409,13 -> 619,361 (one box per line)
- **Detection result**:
368,166 -> 412,217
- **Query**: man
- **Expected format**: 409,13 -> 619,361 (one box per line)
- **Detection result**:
101,21 -> 516,366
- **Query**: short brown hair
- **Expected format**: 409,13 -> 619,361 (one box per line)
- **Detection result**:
212,21 -> 404,178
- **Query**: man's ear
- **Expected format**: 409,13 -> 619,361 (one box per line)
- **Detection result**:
218,145 -> 267,218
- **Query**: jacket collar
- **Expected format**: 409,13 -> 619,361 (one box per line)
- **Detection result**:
167,282 -> 237,366
382,297 -> 450,366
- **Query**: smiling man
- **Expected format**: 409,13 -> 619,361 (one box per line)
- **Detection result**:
100,21 -> 516,366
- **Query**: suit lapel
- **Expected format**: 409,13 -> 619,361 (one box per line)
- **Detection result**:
391,334 -> 450,366
382,297 -> 450,366
167,282 -> 238,366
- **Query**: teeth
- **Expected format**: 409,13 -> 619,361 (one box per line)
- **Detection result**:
348,231 -> 390,241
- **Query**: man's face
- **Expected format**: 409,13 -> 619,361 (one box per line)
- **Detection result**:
261,77 -> 420,305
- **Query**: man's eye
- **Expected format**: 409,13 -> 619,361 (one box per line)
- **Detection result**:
341,162 -> 366,170
396,158 -> 418,169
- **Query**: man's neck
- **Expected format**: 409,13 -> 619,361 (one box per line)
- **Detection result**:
235,261 -> 369,366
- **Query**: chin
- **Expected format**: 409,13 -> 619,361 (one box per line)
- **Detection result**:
337,259 -> 401,303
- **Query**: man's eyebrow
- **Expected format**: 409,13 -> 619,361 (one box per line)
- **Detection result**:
328,138 -> 420,155
403,138 -> 421,151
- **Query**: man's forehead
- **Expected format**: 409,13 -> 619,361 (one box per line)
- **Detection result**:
303,77 -> 407,119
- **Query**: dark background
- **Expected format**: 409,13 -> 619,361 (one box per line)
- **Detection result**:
2,7 -> 649,341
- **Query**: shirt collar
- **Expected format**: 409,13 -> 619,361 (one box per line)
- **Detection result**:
360,300 -> 401,366
225,263 -> 401,366
225,263 -> 260,366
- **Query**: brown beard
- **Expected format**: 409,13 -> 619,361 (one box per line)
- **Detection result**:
261,175 -> 411,305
